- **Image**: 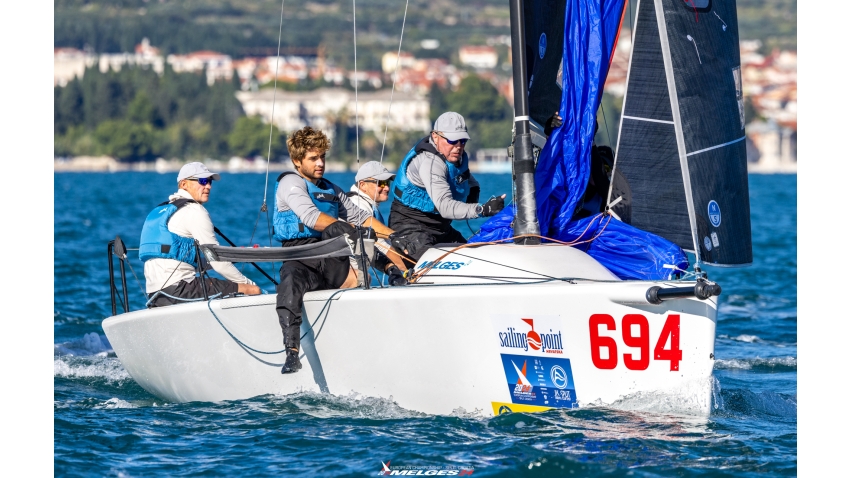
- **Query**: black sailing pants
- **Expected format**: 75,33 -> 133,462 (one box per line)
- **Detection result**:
275,224 -> 352,349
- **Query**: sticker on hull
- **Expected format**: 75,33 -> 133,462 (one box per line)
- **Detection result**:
499,353 -> 577,409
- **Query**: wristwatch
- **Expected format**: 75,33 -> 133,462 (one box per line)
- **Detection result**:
475,204 -> 484,216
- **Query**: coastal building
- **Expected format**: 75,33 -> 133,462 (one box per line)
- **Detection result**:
746,120 -> 797,173
235,87 -> 430,137
166,50 -> 233,85
382,51 -> 416,74
458,45 -> 499,69
54,48 -> 97,86
98,38 -> 164,75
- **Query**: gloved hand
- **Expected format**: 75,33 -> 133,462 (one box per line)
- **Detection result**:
389,231 -> 433,260
544,112 -> 563,136
386,265 -> 408,286
480,196 -> 505,217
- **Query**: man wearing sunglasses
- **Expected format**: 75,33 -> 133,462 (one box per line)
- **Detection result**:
274,127 -> 401,374
347,161 -> 410,286
389,112 -> 506,260
140,162 -> 261,308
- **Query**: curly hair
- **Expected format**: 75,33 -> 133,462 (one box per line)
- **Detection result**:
287,126 -> 330,162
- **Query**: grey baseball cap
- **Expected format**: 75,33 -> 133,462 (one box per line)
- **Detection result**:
433,112 -> 470,141
177,162 -> 221,182
355,161 -> 395,182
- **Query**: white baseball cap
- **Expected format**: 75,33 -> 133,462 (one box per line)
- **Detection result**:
433,112 -> 470,141
355,161 -> 395,182
177,162 -> 221,182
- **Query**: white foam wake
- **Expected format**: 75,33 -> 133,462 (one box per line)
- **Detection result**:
580,376 -> 718,417
53,356 -> 130,382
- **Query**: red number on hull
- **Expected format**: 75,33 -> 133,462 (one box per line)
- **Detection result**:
589,314 -> 618,369
622,314 -> 650,370
589,314 -> 683,371
654,314 -> 682,371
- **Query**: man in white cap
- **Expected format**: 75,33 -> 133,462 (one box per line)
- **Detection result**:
139,162 -> 261,307
388,111 -> 506,260
347,161 -> 409,285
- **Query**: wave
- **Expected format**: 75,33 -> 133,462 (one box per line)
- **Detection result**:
579,377 -> 717,418
54,356 -> 130,382
715,356 -> 796,372
55,332 -> 113,357
714,388 -> 797,419
263,391 -> 430,420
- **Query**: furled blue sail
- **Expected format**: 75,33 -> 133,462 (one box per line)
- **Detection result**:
470,0 -> 689,280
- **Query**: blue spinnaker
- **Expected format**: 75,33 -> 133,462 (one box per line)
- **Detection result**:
470,0 -> 688,280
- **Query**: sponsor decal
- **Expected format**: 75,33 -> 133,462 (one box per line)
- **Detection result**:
415,260 -> 470,271
378,461 -> 474,476
708,200 -> 722,227
497,318 -> 564,355
491,402 -> 552,415
538,33 -> 547,59
711,232 -> 720,248
703,236 -> 712,251
500,354 -> 578,408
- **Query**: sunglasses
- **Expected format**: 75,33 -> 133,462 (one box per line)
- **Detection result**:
363,179 -> 391,188
186,177 -> 213,186
436,132 -> 468,146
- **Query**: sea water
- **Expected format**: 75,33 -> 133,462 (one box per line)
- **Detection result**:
54,172 -> 796,476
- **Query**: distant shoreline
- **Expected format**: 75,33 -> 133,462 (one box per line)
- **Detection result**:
53,156 -> 797,175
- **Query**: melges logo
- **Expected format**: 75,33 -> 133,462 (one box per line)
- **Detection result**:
499,318 -> 563,354
415,260 -> 469,271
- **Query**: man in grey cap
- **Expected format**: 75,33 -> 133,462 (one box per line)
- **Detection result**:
139,162 -> 261,307
388,111 -> 506,260
347,161 -> 410,285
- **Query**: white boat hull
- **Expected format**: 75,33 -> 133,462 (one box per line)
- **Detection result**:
104,277 -> 717,416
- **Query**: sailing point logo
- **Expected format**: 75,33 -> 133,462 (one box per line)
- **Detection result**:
498,318 -> 564,354
378,460 -> 474,476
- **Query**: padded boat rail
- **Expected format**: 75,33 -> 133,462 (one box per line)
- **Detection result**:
199,236 -> 353,263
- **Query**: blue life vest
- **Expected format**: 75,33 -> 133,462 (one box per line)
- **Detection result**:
138,198 -> 199,266
273,172 -> 340,241
391,137 -> 470,213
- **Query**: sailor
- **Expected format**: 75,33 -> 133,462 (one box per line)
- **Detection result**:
140,162 -> 261,307
275,126 -> 399,374
573,144 -> 614,220
346,161 -> 410,285
388,112 -> 506,260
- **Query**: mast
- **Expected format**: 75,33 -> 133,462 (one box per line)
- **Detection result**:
508,0 -> 541,245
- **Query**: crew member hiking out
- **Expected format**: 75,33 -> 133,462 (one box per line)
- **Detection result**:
140,162 -> 261,307
388,112 -> 506,260
274,126 -> 400,374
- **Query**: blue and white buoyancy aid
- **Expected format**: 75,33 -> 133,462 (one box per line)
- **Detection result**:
138,198 -> 199,267
391,137 -> 470,213
273,172 -> 341,241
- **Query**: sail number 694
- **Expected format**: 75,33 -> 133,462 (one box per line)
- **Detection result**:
588,314 -> 682,371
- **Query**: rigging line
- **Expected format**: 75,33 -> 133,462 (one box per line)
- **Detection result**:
352,0 -> 360,163
261,0 -> 287,209
123,258 -> 147,299
378,0 -> 411,165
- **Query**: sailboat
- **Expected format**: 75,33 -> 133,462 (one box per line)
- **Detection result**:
102,0 -> 750,417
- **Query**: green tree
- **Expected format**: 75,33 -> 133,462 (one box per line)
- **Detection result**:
443,74 -> 513,151
126,90 -> 161,126
228,116 -> 285,159
94,120 -> 157,161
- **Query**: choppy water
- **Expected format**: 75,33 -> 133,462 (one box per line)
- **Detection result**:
54,172 -> 796,476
